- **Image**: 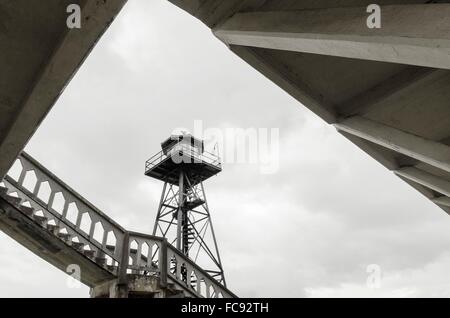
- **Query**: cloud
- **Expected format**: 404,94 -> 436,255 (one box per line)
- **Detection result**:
1,0 -> 449,298
306,252 -> 450,298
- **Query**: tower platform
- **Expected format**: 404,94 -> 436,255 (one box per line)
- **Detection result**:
145,134 -> 221,185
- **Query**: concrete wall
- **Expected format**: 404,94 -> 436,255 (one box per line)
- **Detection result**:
0,0 -> 127,178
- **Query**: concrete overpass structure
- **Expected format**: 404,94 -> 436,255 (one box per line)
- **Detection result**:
0,0 -> 126,178
1,0 -> 450,297
169,0 -> 450,216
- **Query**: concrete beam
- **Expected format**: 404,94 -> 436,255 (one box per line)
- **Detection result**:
338,130 -> 398,171
394,167 -> 450,198
337,68 -> 445,117
396,175 -> 436,201
168,0 -> 265,28
432,196 -> 450,208
230,45 -> 337,123
214,4 -> 450,69
334,116 -> 450,173
0,0 -> 127,178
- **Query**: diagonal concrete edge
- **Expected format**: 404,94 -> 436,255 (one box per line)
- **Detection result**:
0,0 -> 128,178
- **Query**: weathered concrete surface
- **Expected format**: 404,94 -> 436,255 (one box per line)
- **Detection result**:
0,0 -> 127,178
214,5 -> 450,69
90,275 -> 188,298
169,0 -> 450,216
0,194 -> 114,287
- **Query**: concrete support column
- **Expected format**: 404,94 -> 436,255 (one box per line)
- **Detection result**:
90,275 -> 172,298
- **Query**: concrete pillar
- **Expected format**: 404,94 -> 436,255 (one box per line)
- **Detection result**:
90,279 -> 128,298
90,275 -> 174,298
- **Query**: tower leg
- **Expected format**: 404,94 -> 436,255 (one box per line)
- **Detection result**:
200,182 -> 226,286
176,171 -> 184,251
151,173 -> 226,285
152,181 -> 167,235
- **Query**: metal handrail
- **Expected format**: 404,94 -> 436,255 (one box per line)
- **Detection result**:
145,144 -> 222,173
166,243 -> 235,298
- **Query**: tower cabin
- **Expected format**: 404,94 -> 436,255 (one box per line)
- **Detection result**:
145,133 -> 221,186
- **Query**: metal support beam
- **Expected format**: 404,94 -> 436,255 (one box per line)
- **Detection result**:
334,116 -> 450,174
214,4 -> 450,69
200,182 -> 226,287
176,171 -> 184,251
153,181 -> 167,235
151,172 -> 226,284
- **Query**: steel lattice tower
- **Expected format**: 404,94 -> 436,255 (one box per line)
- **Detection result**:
145,133 -> 226,285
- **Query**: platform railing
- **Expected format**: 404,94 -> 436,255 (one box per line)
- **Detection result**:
2,152 -> 234,298
145,144 -> 222,173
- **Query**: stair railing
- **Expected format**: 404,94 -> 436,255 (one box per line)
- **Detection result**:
2,152 -> 235,298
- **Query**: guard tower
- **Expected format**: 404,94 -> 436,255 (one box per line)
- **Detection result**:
145,133 -> 226,285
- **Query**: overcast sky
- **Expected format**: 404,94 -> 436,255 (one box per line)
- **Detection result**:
2,0 -> 450,297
